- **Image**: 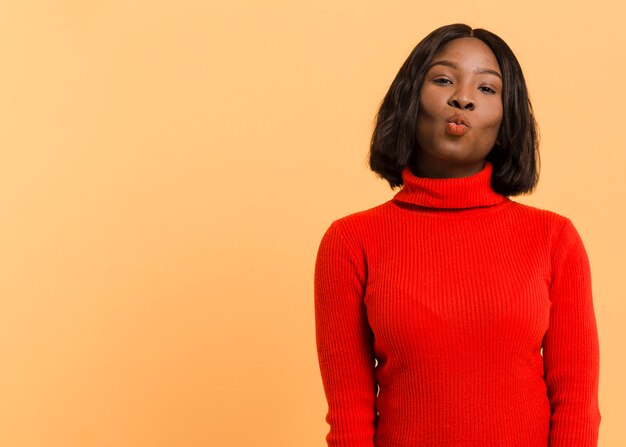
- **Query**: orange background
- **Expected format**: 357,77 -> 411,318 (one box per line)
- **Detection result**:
0,1 -> 624,446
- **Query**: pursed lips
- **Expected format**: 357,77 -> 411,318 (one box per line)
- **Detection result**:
446,113 -> 471,128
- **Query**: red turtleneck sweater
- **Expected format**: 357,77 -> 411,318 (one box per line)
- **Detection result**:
313,161 -> 601,447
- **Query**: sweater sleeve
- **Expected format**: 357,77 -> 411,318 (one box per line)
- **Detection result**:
543,218 -> 601,446
314,220 -> 377,447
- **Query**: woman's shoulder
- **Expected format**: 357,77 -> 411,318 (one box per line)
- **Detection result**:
333,201 -> 392,224
506,200 -> 580,241
317,200 -> 394,246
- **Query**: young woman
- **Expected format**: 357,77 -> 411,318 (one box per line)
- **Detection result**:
314,23 -> 601,447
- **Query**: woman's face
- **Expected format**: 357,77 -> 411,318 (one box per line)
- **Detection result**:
414,37 -> 503,178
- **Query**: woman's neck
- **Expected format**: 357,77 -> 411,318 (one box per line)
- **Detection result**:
392,160 -> 507,209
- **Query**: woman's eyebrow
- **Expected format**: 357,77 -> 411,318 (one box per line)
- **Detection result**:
428,60 -> 502,79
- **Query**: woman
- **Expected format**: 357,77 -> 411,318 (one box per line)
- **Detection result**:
313,23 -> 601,447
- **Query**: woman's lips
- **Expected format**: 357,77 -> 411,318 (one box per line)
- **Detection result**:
446,122 -> 469,136
445,113 -> 470,136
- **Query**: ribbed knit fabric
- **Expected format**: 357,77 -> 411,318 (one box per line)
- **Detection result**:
314,161 -> 601,447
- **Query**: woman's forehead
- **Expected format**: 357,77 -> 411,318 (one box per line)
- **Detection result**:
432,38 -> 500,70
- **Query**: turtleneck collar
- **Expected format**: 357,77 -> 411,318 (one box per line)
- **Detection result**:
392,161 -> 507,209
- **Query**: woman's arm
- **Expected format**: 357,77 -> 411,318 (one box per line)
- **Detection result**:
314,220 -> 377,447
543,218 -> 601,446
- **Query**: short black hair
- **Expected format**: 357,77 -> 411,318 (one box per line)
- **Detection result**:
368,23 -> 539,196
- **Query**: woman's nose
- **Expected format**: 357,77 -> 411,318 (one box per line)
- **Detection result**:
448,92 -> 475,111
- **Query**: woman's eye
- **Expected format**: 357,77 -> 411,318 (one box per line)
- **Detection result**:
479,86 -> 496,94
433,78 -> 452,85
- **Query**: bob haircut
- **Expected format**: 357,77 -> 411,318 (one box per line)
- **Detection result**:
369,23 -> 539,196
